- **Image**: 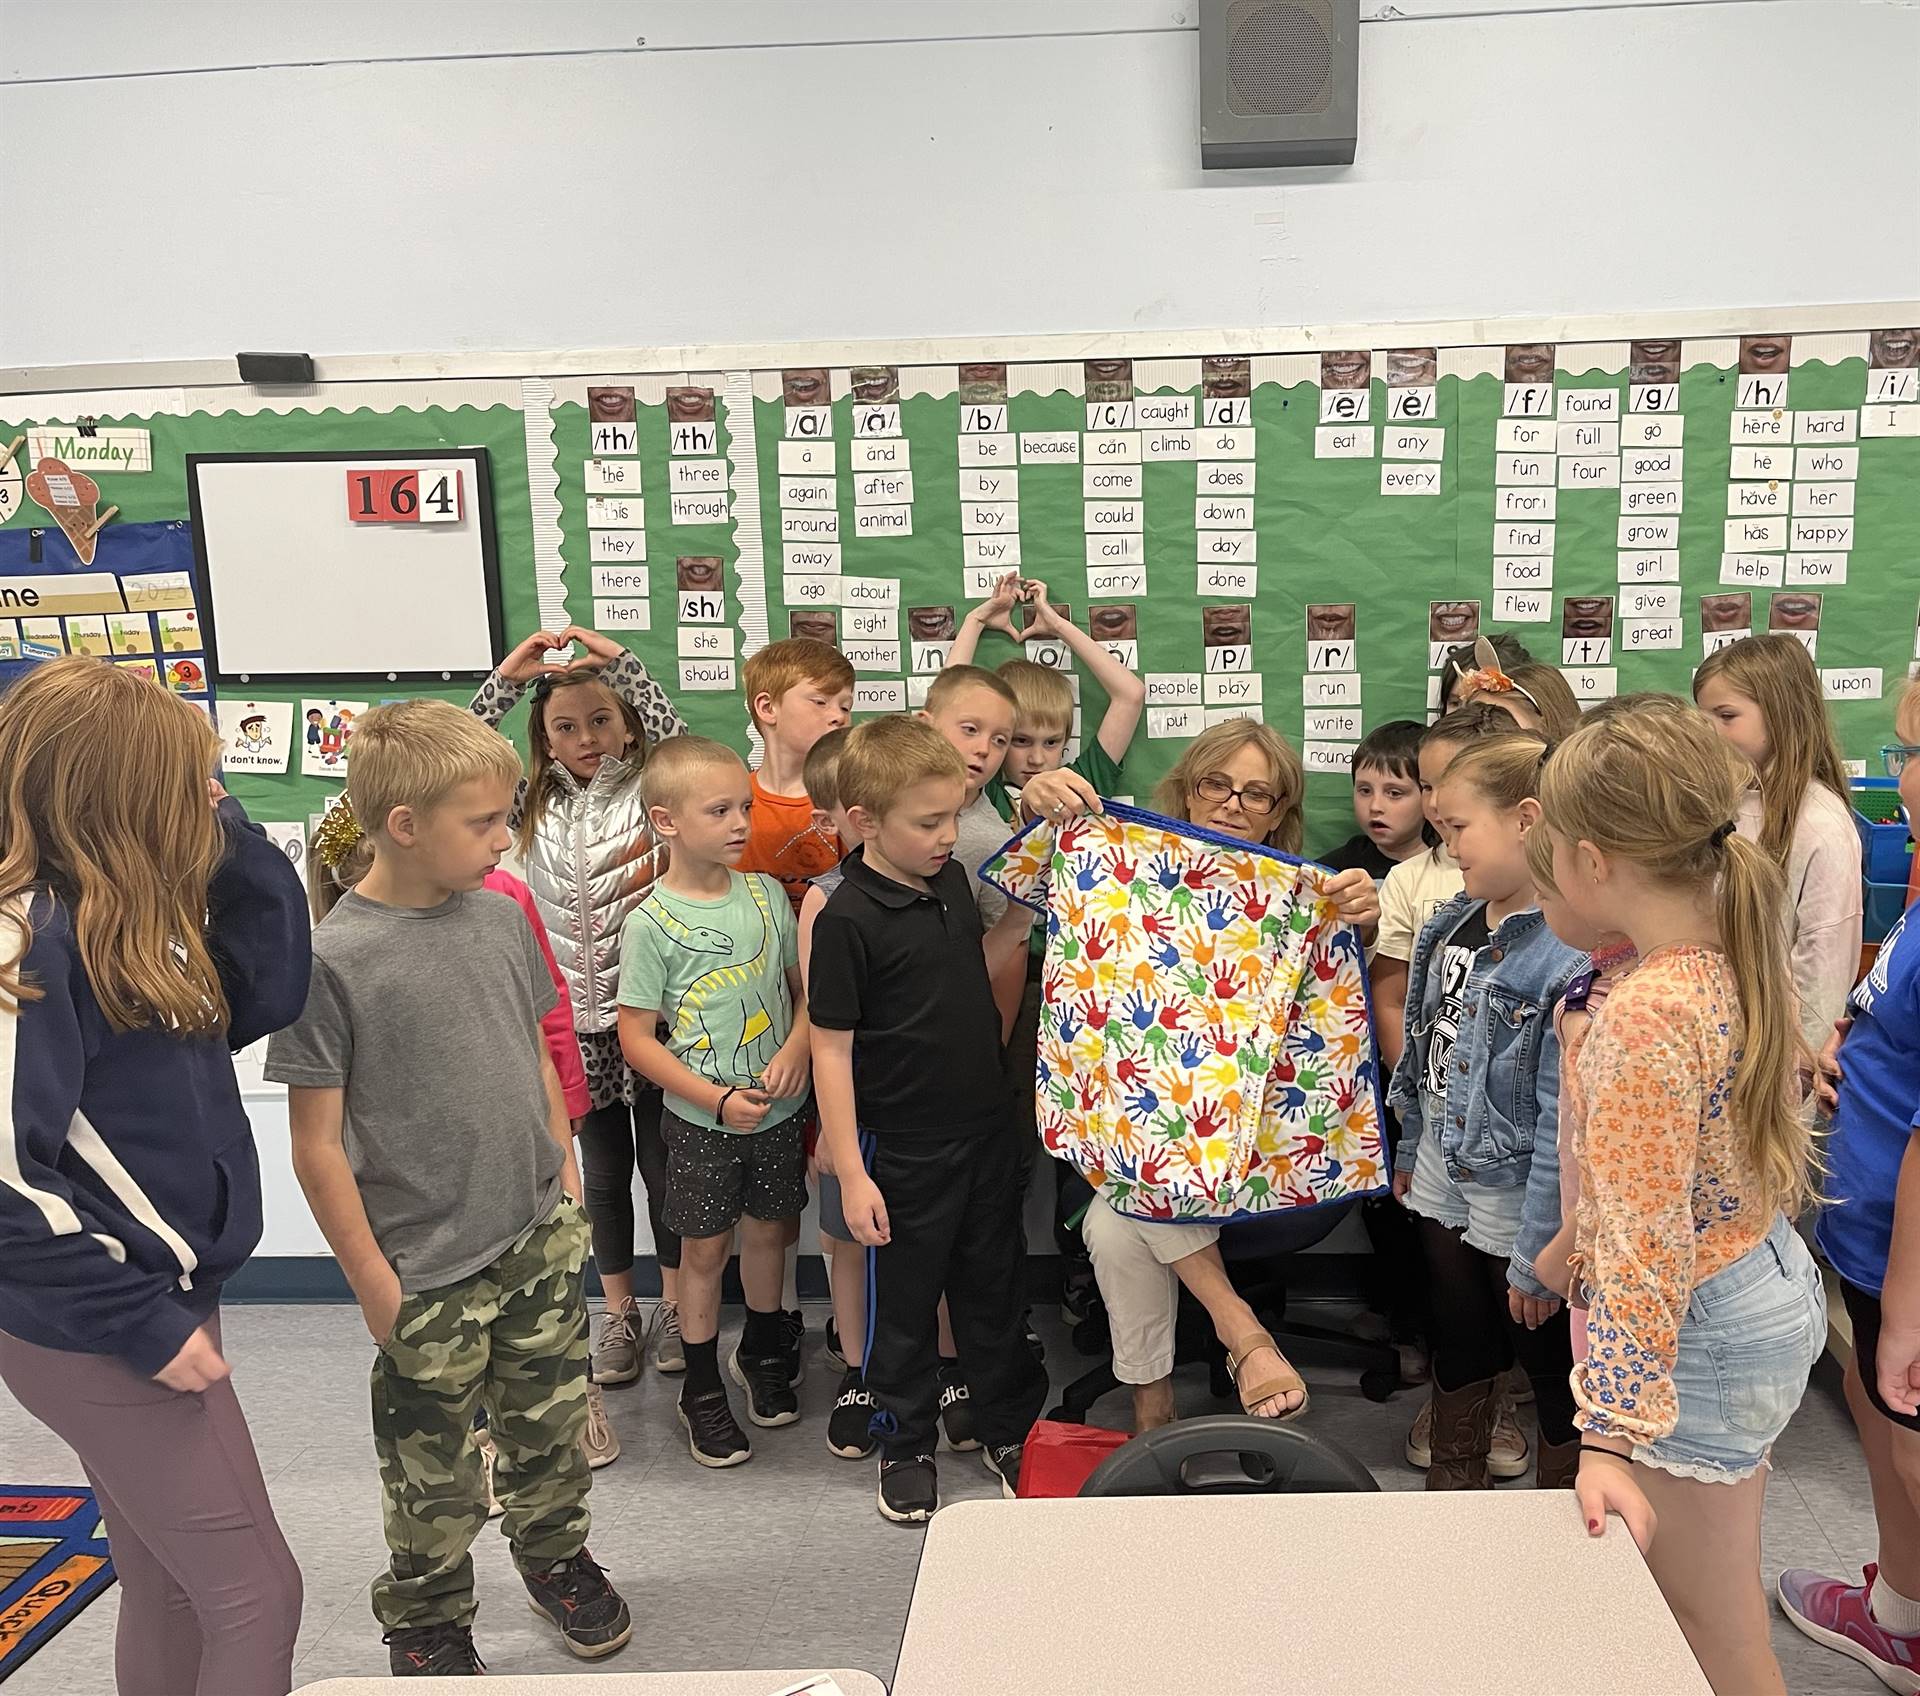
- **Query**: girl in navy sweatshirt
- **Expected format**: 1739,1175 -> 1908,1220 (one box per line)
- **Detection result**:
0,658 -> 312,1696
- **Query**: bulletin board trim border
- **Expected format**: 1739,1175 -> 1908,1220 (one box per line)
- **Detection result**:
6,300 -> 1918,400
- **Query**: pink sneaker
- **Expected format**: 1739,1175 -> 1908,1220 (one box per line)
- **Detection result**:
1778,1563 -> 1920,1694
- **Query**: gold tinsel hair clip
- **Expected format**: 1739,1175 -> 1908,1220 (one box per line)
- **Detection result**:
311,794 -> 365,869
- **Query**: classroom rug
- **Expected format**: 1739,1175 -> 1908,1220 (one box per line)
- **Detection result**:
0,1487 -> 115,1684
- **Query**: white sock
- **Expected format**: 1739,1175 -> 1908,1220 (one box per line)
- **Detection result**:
1872,1571 -> 1920,1635
781,1243 -> 800,1312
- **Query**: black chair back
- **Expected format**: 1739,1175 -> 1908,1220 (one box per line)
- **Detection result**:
1078,1414 -> 1378,1497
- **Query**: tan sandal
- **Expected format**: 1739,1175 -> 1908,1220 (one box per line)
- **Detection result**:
1226,1329 -> 1310,1422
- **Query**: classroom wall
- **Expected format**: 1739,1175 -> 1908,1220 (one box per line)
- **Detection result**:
2,0 -> 1916,374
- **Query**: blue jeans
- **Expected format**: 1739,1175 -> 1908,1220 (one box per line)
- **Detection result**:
1633,1214 -> 1824,1483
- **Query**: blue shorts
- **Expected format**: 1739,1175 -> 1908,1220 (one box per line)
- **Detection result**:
1630,1213 -> 1825,1484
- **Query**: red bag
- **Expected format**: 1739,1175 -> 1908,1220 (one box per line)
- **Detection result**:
1016,1419 -> 1131,1498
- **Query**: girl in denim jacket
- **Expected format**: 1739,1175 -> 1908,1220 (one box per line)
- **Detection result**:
1389,732 -> 1586,1490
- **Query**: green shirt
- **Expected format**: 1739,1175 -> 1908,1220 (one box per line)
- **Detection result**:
616,871 -> 803,1132
984,738 -> 1127,955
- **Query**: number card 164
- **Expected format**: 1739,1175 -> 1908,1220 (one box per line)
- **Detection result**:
346,467 -> 464,524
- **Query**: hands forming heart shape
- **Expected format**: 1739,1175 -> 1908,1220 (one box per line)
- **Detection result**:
500,624 -> 625,683
983,570 -> 1060,641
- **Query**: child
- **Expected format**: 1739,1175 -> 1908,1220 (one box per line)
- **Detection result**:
916,663 -> 1019,925
471,623 -> 690,1386
617,737 -> 812,1470
1321,719 -> 1430,885
0,660 -> 308,1696
1023,718 -> 1380,1434
951,572 -> 1148,1334
740,636 -> 858,913
808,716 -> 1048,1521
1372,703 -> 1520,1071
269,700 -> 631,1675
1389,732 -> 1586,1491
1538,709 -> 1824,1696
1693,632 -> 1862,1054
1451,638 -> 1582,741
796,729 -> 885,1461
1438,632 -> 1532,716
738,635 -> 857,1380
311,835 -> 613,1481
1777,679 -> 1920,1694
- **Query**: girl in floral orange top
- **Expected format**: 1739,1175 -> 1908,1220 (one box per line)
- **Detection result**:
1537,708 -> 1825,1696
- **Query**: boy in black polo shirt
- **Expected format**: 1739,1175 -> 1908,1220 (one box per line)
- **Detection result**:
808,716 -> 1047,1522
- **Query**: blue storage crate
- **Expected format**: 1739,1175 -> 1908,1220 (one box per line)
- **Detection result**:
1853,777 -> 1914,885
1865,879 -> 1913,945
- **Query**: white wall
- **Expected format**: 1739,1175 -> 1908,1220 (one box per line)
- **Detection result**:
2,0 -> 1916,374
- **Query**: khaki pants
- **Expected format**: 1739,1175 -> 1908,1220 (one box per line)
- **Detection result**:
1081,1195 -> 1221,1384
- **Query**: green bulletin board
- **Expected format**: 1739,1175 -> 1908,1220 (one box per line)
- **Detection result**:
2,324 -> 1915,858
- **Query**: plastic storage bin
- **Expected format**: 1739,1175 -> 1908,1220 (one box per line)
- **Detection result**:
1865,880 -> 1913,945
1853,777 -> 1914,886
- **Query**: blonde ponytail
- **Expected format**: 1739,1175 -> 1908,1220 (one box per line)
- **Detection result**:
1539,711 -> 1813,1213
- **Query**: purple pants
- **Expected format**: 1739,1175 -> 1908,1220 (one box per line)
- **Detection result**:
0,1310 -> 302,1695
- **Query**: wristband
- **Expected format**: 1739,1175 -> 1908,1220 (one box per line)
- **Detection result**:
716,1085 -> 739,1120
1579,1442 -> 1631,1462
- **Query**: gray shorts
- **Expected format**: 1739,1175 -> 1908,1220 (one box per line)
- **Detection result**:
661,1107 -> 807,1238
816,1169 -> 851,1243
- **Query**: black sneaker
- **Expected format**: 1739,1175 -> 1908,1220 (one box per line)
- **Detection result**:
877,1454 -> 938,1523
523,1549 -> 633,1660
678,1387 -> 752,1468
780,1307 -> 807,1387
938,1361 -> 980,1452
730,1346 -> 801,1428
827,1368 -> 878,1459
1024,1310 -> 1046,1363
385,1622 -> 486,1677
983,1441 -> 1023,1499
823,1317 -> 849,1373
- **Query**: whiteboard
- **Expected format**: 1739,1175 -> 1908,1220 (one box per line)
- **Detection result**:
186,448 -> 504,681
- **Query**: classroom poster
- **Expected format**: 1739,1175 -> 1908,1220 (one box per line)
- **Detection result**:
299,699 -> 365,779
217,699 -> 293,774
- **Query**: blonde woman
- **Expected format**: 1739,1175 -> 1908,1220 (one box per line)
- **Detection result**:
1022,719 -> 1378,1429
0,660 -> 310,1695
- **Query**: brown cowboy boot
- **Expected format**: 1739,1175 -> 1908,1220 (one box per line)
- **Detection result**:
1426,1375 -> 1500,1490
1534,1435 -> 1580,1490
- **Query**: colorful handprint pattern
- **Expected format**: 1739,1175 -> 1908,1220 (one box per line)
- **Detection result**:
984,803 -> 1388,1223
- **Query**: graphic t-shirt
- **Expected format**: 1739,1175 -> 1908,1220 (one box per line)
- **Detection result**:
1376,846 -> 1465,963
1420,905 -> 1491,1123
741,773 -> 842,915
617,871 -> 804,1133
1819,899 -> 1920,1294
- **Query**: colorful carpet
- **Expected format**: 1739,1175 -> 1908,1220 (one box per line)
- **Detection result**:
0,1488 -> 115,1683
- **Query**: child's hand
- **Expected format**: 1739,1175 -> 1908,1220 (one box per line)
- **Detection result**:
1813,1016 -> 1852,1116
559,625 -> 626,669
720,1087 -> 773,1131
358,1263 -> 405,1347
1576,1449 -> 1656,1553
1391,1168 -> 1414,1202
1324,868 -> 1379,931
1533,1225 -> 1576,1301
1508,1287 -> 1563,1330
499,630 -> 567,684
1018,579 -> 1063,638
760,1039 -> 811,1101
972,571 -> 1025,636
154,1323 -> 232,1393
840,1172 -> 891,1246
206,777 -> 228,808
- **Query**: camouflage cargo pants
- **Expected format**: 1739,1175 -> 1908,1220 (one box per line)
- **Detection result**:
369,1196 -> 592,1630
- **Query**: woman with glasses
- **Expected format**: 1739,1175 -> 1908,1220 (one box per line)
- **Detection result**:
1020,719 -> 1379,1431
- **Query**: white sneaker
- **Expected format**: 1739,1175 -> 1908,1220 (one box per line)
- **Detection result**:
579,1382 -> 621,1470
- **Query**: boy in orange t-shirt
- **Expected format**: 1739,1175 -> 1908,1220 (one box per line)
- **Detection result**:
739,638 -> 857,914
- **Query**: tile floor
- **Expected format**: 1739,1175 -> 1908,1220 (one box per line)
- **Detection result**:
0,1301 -> 1888,1694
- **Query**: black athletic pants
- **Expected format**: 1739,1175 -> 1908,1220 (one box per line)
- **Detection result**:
863,1125 -> 1049,1461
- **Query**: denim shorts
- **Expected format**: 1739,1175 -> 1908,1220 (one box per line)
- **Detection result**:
1630,1213 -> 1825,1484
1406,1123 -> 1525,1258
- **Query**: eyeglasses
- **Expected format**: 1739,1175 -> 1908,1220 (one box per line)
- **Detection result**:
1192,774 -> 1282,817
1883,745 -> 1920,777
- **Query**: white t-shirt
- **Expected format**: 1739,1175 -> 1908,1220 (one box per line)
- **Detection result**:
1375,845 -> 1466,963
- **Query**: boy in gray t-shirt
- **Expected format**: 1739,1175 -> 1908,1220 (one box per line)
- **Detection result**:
265,699 -> 631,1674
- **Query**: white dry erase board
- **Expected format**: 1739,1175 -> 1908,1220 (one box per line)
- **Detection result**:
186,448 -> 506,683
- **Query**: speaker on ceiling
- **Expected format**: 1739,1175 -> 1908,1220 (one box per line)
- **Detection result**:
1199,0 -> 1359,169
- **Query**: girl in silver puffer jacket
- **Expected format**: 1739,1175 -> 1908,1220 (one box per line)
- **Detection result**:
471,624 -> 689,1384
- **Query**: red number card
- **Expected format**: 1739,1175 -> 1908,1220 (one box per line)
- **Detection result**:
346,469 -> 422,523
